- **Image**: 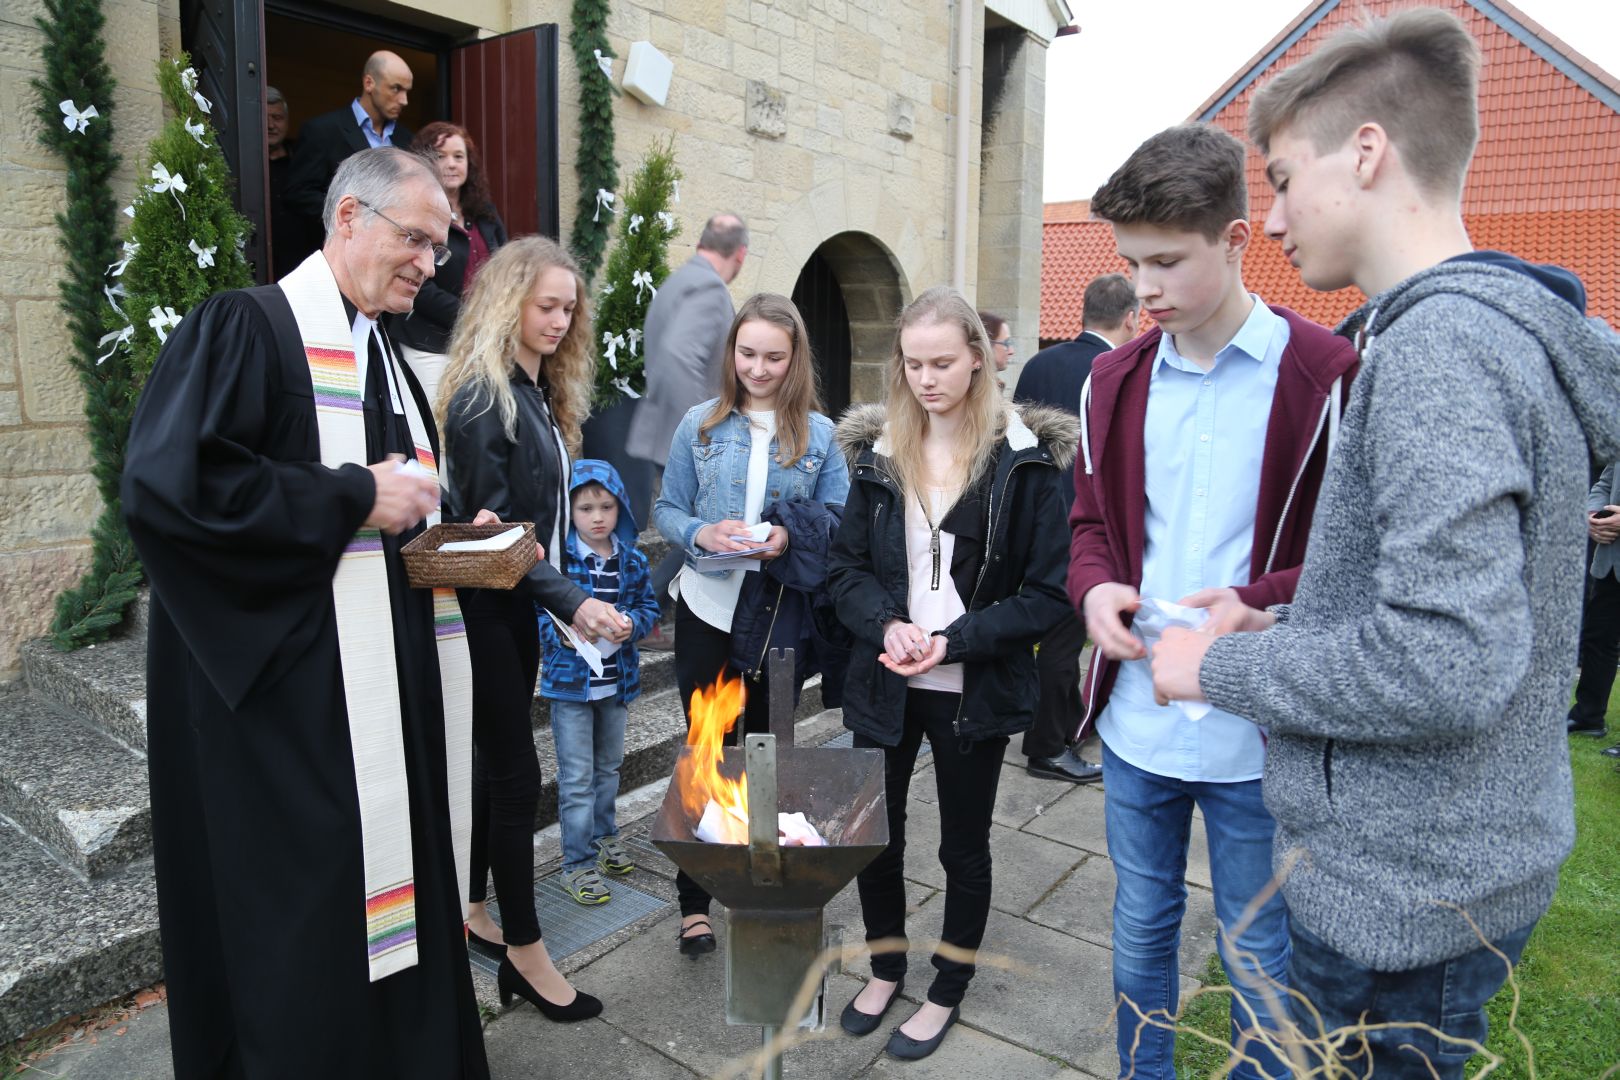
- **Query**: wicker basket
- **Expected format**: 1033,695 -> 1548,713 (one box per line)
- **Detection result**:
401,522 -> 537,590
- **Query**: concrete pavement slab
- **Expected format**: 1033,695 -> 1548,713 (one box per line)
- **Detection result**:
862,1020 -> 1091,1078
1022,781 -> 1109,856
15,1004 -> 173,1080
896,807 -> 1090,918
483,1010 -> 699,1078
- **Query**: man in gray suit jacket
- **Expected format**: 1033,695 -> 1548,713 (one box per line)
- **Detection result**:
1569,460 -> 1620,740
627,213 -> 748,608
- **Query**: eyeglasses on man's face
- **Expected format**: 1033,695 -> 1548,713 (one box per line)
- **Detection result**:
991,337 -> 1015,351
356,198 -> 451,266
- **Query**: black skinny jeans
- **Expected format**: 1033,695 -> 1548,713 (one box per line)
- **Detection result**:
854,689 -> 1007,1008
672,596 -> 773,917
1020,611 -> 1087,760
462,588 -> 544,947
1571,570 -> 1620,725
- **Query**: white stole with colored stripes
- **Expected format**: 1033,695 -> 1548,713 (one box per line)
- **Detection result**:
279,252 -> 474,982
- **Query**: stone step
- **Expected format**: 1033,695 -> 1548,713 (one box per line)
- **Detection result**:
0,685 -> 150,880
127,587 -> 150,641
529,644 -> 677,728
0,821 -> 161,1045
20,637 -> 148,755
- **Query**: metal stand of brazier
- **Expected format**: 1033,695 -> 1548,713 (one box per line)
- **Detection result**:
651,649 -> 889,1079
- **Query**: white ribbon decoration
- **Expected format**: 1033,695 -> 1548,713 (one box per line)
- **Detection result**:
184,117 -> 207,146
627,327 -> 642,358
107,240 -> 138,277
656,211 -> 676,234
612,377 -> 641,400
600,282 -> 615,296
628,213 -> 644,235
189,239 -> 217,268
59,99 -> 98,134
593,189 -> 616,222
672,179 -> 680,204
592,49 -> 614,81
150,163 -> 188,219
148,305 -> 182,344
96,324 -> 133,364
105,282 -> 127,317
178,66 -> 212,114
602,331 -> 625,371
122,204 -> 135,218
631,269 -> 656,302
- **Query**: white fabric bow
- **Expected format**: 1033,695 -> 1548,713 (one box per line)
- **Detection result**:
593,189 -> 616,222
628,213 -> 644,235
600,282 -> 615,296
105,282 -> 127,317
184,118 -> 208,146
122,204 -> 135,218
96,324 -> 133,364
602,331 -> 625,370
627,327 -> 642,357
672,179 -> 680,205
107,240 -> 138,277
60,99 -> 98,134
592,49 -> 614,81
178,70 -> 213,116
656,211 -> 675,234
612,377 -> 641,400
189,239 -> 217,268
148,305 -> 182,344
150,163 -> 188,218
631,269 -> 656,302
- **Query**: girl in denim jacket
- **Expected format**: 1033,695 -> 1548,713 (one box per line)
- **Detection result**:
652,293 -> 850,954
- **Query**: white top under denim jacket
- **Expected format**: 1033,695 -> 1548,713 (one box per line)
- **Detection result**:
653,399 -> 852,633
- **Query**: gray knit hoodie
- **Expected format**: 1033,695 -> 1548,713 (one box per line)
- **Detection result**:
1199,258 -> 1620,972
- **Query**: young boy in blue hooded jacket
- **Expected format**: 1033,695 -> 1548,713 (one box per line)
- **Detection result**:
540,459 -> 661,905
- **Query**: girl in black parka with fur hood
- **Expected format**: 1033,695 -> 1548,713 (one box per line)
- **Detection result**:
827,286 -> 1076,1061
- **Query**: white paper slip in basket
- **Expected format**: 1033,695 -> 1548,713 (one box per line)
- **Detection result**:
439,525 -> 525,553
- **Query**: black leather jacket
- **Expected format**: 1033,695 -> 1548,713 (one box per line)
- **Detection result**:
390,212 -> 507,353
440,369 -> 588,620
827,404 -> 1077,746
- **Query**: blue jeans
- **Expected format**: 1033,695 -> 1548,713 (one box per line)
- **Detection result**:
1288,920 -> 1533,1079
550,698 -> 628,871
1102,742 -> 1292,1080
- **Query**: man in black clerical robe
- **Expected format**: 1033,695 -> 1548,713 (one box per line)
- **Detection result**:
122,148 -> 488,1079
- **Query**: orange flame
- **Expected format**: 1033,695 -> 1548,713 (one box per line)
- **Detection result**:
677,672 -> 749,831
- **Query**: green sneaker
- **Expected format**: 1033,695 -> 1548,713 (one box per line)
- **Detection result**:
562,866 -> 610,905
594,836 -> 636,876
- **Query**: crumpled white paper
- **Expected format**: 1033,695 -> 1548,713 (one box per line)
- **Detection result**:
1131,597 -> 1213,721
694,801 -> 827,846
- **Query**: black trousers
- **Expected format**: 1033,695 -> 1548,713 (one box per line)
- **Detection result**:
1020,611 -> 1087,759
672,595 -> 773,917
1571,570 -> 1620,724
854,689 -> 1007,1008
462,588 -> 544,946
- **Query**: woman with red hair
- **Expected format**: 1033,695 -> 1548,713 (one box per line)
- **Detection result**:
395,121 -> 508,403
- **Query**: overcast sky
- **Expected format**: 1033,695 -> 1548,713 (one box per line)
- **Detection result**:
1042,0 -> 1620,202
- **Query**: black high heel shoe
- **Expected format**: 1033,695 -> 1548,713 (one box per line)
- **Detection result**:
678,917 -> 717,957
496,957 -> 602,1022
467,928 -> 507,957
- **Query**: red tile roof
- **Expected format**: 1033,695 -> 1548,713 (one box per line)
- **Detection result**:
1041,0 -> 1620,340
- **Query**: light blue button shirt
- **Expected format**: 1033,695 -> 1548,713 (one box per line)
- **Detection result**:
350,98 -> 396,148
1098,297 -> 1291,783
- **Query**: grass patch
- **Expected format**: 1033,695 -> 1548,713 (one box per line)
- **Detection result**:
1171,735 -> 1620,1077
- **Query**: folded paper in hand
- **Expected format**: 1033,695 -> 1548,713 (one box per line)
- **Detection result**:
439,525 -> 524,553
547,612 -> 605,677
1132,598 -> 1213,721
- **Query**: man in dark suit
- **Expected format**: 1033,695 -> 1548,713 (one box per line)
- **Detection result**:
1015,272 -> 1139,783
283,51 -> 416,244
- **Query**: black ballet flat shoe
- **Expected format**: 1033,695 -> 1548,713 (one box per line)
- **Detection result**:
678,917 -> 717,957
466,928 -> 507,957
496,957 -> 603,1022
839,978 -> 905,1036
884,1004 -> 960,1061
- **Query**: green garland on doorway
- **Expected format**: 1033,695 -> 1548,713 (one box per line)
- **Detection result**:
568,0 -> 619,281
30,0 -> 143,649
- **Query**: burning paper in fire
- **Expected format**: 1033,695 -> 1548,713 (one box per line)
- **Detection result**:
694,802 -> 826,846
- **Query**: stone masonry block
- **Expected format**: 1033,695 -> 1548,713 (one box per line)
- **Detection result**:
0,169 -> 65,231
0,545 -> 92,677
732,42 -> 777,82
683,25 -> 732,69
0,390 -> 19,426
0,473 -> 100,548
0,322 -> 14,383
744,80 -> 785,140
0,426 -> 93,476
0,24 -> 47,74
17,298 -> 81,422
103,0 -> 161,93
648,14 -> 683,53
780,39 -> 814,83
0,68 -> 58,173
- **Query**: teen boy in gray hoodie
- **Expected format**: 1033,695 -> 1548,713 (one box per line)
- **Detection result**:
1148,10 -> 1620,1077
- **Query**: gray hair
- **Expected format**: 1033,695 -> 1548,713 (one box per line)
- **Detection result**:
322,147 -> 439,237
1082,273 -> 1139,328
265,86 -> 286,110
697,213 -> 749,257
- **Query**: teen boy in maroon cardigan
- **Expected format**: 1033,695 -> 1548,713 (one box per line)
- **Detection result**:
1065,123 -> 1356,1080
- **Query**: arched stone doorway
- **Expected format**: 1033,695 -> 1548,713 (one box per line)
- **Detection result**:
790,232 -> 906,418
